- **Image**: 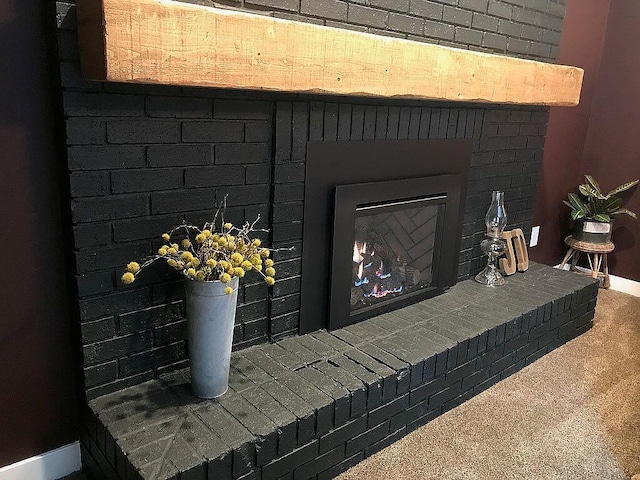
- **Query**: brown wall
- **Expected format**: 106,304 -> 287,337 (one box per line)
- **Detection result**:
530,0 -> 611,265
0,0 -> 78,467
532,0 -> 640,282
580,0 -> 640,281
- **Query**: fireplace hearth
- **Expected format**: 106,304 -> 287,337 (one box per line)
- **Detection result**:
301,139 -> 472,333
84,264 -> 599,480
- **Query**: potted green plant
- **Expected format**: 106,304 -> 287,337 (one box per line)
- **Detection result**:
120,198 -> 288,398
564,175 -> 638,244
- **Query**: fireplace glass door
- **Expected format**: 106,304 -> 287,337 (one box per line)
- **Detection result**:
329,175 -> 462,329
351,198 -> 444,315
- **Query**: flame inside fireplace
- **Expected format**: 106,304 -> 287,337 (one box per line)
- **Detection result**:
365,283 -> 403,298
354,261 -> 368,286
352,240 -> 405,302
349,203 -> 437,314
353,241 -> 363,263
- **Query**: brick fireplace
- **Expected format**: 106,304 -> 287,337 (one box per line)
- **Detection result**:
69,93 -> 552,395
69,95 -> 552,399
50,0 -> 598,478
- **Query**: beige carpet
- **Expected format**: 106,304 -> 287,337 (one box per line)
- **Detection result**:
338,288 -> 640,480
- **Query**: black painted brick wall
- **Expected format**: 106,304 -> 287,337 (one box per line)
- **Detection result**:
54,0 -> 562,398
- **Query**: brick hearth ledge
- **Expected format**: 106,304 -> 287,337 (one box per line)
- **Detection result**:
83,263 -> 598,480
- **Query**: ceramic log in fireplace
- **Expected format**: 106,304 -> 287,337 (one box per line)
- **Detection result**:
300,139 -> 472,333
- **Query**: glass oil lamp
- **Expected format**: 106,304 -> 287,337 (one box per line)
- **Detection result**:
475,191 -> 507,286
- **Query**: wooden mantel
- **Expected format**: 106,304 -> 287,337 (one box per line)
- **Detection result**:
76,0 -> 583,106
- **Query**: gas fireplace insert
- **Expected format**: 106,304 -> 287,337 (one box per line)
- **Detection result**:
329,175 -> 462,329
300,139 -> 472,333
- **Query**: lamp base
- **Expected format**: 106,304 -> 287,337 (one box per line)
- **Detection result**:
475,236 -> 506,287
474,264 -> 506,286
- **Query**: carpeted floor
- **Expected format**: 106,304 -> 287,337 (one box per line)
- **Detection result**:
338,288 -> 640,480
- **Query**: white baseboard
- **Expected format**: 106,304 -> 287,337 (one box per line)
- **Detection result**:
0,442 -> 81,480
555,264 -> 640,298
607,274 -> 640,297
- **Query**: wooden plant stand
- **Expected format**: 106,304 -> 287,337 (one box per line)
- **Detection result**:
559,236 -> 614,288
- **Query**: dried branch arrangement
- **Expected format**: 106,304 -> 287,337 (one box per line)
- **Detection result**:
121,198 -> 291,294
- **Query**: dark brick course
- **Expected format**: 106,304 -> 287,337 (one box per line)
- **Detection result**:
301,0 -> 348,21
443,6 -> 473,26
348,4 -> 388,28
107,120 -> 181,144
409,0 -> 443,19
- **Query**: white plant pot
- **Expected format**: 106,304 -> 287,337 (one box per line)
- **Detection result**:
572,218 -> 612,244
185,276 -> 238,398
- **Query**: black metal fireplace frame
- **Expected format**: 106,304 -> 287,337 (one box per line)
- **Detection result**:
329,175 -> 462,329
300,139 -> 473,334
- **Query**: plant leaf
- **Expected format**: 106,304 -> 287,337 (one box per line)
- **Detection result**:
567,192 -> 587,212
579,183 -> 606,199
584,175 -> 601,194
592,213 -> 611,223
571,209 -> 585,220
606,180 -> 639,197
612,208 -> 638,219
602,196 -> 622,213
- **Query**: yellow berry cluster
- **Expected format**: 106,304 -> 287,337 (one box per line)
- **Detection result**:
121,211 -> 281,294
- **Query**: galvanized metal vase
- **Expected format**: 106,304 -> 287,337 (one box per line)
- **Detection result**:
185,276 -> 239,399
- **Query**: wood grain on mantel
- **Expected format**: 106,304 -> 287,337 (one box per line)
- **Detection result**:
76,0 -> 583,106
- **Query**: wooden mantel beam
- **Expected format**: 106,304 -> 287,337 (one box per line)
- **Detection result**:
76,0 -> 583,106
